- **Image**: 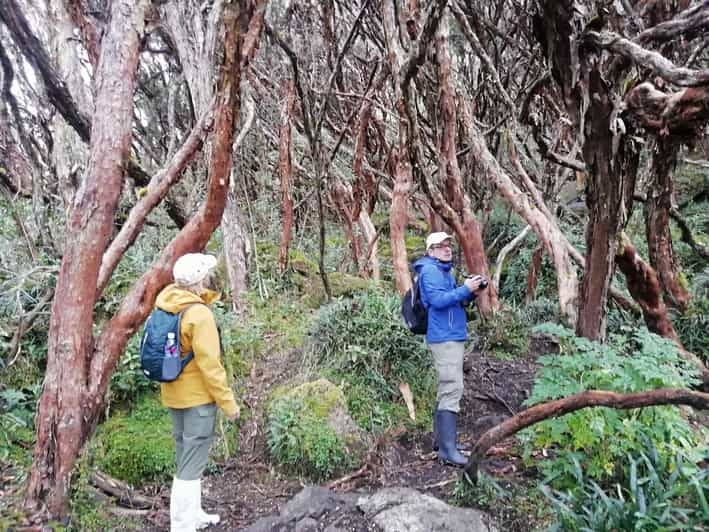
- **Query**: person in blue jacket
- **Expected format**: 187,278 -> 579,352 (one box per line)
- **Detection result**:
413,232 -> 487,467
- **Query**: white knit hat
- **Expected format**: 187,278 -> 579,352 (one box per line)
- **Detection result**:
425,232 -> 453,250
173,253 -> 217,286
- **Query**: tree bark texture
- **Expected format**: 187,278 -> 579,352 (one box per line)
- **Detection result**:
645,137 -> 690,312
462,103 -> 579,325
382,0 -> 414,295
577,68 -> 639,341
526,243 -> 544,304
463,388 -> 709,483
25,0 -> 148,518
434,12 -> 497,314
278,78 -> 295,273
25,1 -> 258,520
615,233 -> 682,346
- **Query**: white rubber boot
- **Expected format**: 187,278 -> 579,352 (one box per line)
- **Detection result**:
195,479 -> 220,529
170,477 -> 199,532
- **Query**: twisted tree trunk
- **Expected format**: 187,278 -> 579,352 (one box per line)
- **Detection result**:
646,137 -> 690,312
24,2 -> 257,520
25,1 -> 149,518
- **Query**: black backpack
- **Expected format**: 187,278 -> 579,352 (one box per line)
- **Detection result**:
139,305 -> 199,382
401,275 -> 428,334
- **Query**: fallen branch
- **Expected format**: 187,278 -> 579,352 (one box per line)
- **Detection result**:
90,471 -> 158,510
462,388 -> 709,484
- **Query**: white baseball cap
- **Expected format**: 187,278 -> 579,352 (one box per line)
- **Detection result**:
173,253 -> 217,286
425,232 -> 453,250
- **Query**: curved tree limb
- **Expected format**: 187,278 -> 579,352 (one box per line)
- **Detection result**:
586,30 -> 709,87
493,225 -> 531,290
637,2 -> 709,45
463,388 -> 709,484
96,105 -> 216,295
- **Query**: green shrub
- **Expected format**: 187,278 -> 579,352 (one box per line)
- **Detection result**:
520,297 -> 565,326
0,384 -> 38,465
266,380 -> 357,481
673,275 -> 709,362
520,324 -> 705,488
108,334 -> 157,408
473,308 -> 530,359
542,441 -> 709,531
306,288 -> 435,429
92,393 -> 174,485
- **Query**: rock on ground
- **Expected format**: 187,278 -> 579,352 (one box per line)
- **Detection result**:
244,486 -> 497,532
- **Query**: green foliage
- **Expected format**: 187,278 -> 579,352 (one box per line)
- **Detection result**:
520,297 -> 565,326
68,456 -> 137,531
307,288 -> 435,430
92,394 -> 174,486
473,307 -> 530,359
542,442 -> 709,531
266,380 -> 356,481
452,474 -> 552,529
0,384 -> 38,465
108,334 -> 157,407
521,324 -> 704,487
673,274 -> 709,361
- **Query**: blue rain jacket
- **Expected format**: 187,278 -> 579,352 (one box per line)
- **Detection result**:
412,256 -> 475,344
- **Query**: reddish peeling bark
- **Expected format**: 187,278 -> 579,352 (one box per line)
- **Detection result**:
646,138 -> 690,312
25,0 -> 148,518
64,0 -> 101,66
278,79 -> 296,272
626,83 -> 709,134
526,243 -> 544,304
382,0 -> 446,294
353,66 -> 388,280
97,108 -> 215,294
332,180 -> 362,272
460,100 -> 579,324
434,14 -> 497,314
538,0 -> 640,338
390,142 -> 414,294
24,2 -> 258,520
615,234 -> 682,346
575,71 -> 639,341
463,388 -> 709,483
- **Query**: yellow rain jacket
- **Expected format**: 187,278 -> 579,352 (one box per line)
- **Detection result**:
155,284 -> 238,417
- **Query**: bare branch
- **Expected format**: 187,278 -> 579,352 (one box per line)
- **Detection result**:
637,2 -> 709,44
96,106 -> 215,295
586,30 -> 709,87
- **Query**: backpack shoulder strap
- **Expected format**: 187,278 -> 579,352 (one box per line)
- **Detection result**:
175,303 -> 207,363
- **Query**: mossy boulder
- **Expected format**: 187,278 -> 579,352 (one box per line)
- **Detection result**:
266,378 -> 368,481
300,272 -> 372,308
92,394 -> 174,485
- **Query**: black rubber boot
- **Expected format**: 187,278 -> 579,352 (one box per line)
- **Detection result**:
435,410 -> 468,467
432,404 -> 469,452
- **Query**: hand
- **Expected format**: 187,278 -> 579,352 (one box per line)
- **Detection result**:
464,275 -> 487,293
226,404 -> 241,421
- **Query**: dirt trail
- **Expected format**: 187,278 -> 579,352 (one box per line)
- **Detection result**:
139,346 -> 539,531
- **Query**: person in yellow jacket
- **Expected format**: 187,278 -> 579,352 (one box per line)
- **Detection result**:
156,253 -> 239,532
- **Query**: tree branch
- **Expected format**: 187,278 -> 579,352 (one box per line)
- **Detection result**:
637,2 -> 709,45
463,388 -> 709,484
586,30 -> 709,87
96,106 -> 215,295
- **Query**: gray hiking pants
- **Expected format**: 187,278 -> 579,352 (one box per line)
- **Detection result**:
428,341 -> 465,413
169,403 -> 217,480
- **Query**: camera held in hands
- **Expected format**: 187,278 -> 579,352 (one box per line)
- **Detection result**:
466,274 -> 488,290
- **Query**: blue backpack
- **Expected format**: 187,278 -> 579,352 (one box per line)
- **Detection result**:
401,275 -> 428,334
140,305 -> 199,382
